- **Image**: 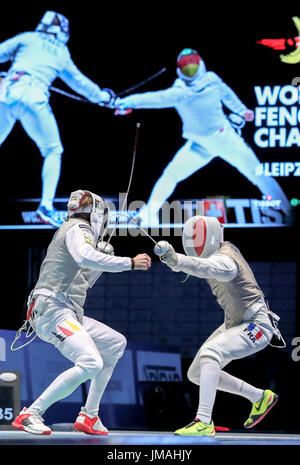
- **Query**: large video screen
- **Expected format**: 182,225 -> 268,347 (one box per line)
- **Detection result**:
0,10 -> 299,231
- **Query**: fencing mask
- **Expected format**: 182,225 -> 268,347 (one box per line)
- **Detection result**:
176,48 -> 206,82
67,190 -> 110,240
182,215 -> 224,258
36,11 -> 70,44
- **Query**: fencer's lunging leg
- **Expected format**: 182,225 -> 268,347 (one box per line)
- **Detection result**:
84,365 -> 116,418
188,361 -> 263,403
139,141 -> 213,224
41,149 -> 62,209
219,127 -> 291,215
83,317 -> 127,417
27,330 -> 103,414
20,103 -> 63,210
217,370 -> 263,403
196,357 -> 221,424
187,321 -> 270,419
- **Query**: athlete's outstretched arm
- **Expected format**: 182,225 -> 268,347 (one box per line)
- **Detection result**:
116,84 -> 190,110
65,222 -> 151,272
155,241 -> 237,281
171,253 -> 238,281
59,56 -> 111,103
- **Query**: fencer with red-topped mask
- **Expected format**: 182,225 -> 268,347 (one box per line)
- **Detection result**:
11,189 -> 151,436
116,48 -> 291,226
154,216 -> 283,437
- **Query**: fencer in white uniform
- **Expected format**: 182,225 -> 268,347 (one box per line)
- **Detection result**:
154,216 -> 281,436
116,48 -> 291,226
0,11 -> 114,227
11,189 -> 151,435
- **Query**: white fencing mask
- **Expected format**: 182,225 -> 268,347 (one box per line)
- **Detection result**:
36,11 -> 70,44
67,190 -> 110,240
182,216 -> 224,258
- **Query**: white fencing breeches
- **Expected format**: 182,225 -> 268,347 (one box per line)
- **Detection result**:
143,121 -> 291,217
187,307 -> 274,382
28,296 -> 126,416
188,307 -> 273,423
0,76 -> 63,209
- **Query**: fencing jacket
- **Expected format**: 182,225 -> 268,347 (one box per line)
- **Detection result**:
121,72 -> 247,138
171,241 -> 265,328
0,31 -> 105,102
32,217 -> 131,323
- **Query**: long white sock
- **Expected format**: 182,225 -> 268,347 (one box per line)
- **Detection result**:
196,359 -> 221,425
218,370 -> 263,403
27,365 -> 88,414
41,154 -> 61,209
85,364 -> 115,418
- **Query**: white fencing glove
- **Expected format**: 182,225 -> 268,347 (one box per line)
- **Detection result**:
154,241 -> 178,267
97,241 -> 114,255
101,88 -> 116,108
96,90 -> 114,106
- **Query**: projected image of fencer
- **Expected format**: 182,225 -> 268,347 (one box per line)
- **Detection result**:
11,190 -> 151,436
116,48 -> 291,226
0,11 -> 115,227
154,216 -> 285,437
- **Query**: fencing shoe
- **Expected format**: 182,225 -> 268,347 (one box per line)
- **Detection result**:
12,407 -> 52,435
174,418 -> 215,437
36,205 -> 63,228
244,389 -> 279,429
74,407 -> 108,435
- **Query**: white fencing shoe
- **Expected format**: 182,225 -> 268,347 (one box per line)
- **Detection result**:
12,407 -> 52,435
74,407 -> 108,435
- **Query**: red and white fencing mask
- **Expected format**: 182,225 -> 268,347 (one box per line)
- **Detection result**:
182,216 -> 224,258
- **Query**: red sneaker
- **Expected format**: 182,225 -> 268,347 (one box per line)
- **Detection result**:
12,407 -> 52,435
74,407 -> 108,435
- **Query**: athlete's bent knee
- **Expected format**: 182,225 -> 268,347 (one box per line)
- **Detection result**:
76,352 -> 104,379
198,348 -> 222,366
40,143 -> 63,159
187,365 -> 200,385
105,333 -> 127,363
114,333 -> 127,359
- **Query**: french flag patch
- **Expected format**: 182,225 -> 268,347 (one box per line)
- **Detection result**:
244,323 -> 264,342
